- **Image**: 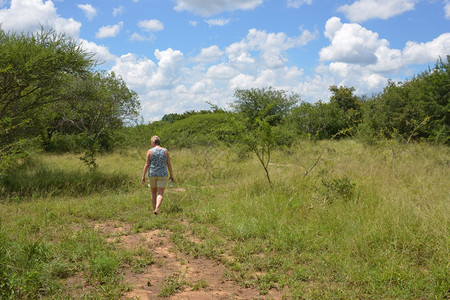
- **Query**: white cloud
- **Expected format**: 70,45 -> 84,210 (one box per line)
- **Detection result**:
193,45 -> 224,63
173,0 -> 265,16
206,63 -> 238,80
337,0 -> 417,22
189,20 -> 198,26
296,27 -> 318,46
320,17 -> 450,73
78,3 -> 96,21
311,16 -> 450,105
402,33 -> 450,65
228,28 -> 315,69
108,27 -> 316,120
205,18 -> 230,27
96,21 -> 123,38
138,19 -> 164,32
129,32 -> 147,41
151,48 -> 185,89
113,5 -> 124,17
287,0 -> 312,9
320,17 -> 383,64
0,0 -> 81,38
229,73 -> 256,90
79,39 -> 117,65
111,49 -> 184,94
111,53 -> 157,93
445,1 -> 450,19
190,79 -> 214,93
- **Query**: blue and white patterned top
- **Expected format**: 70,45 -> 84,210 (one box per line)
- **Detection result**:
148,147 -> 168,177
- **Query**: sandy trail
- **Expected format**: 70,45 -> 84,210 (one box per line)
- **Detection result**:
93,221 -> 283,299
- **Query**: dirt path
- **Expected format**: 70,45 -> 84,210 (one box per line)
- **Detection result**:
93,221 -> 283,299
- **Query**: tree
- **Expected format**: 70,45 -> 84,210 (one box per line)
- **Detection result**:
329,85 -> 363,132
288,86 -> 362,139
232,87 -> 300,186
57,71 -> 140,169
0,27 -> 95,175
233,87 -> 299,126
367,56 -> 449,143
290,101 -> 347,139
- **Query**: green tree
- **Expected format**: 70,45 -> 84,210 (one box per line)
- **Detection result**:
329,85 -> 363,133
233,87 -> 299,127
0,27 -> 95,175
232,87 -> 300,186
288,86 -> 361,140
57,71 -> 140,169
367,56 -> 449,143
290,101 -> 347,139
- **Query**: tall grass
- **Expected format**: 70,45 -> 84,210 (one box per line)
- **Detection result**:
0,140 -> 448,298
0,153 -> 140,200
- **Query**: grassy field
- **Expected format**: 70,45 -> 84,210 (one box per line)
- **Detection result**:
0,140 -> 448,299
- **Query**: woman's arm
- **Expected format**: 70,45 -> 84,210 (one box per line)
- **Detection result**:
141,149 -> 152,184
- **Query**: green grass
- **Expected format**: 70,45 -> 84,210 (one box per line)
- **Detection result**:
0,140 -> 448,298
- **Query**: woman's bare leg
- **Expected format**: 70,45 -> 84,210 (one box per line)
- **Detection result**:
154,188 -> 165,214
151,188 -> 157,211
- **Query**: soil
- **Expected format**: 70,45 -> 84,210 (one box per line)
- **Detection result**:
92,221 -> 284,299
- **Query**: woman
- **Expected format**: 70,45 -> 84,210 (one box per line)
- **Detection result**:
141,136 -> 174,215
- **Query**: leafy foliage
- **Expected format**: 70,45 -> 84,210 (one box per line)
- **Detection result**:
365,56 -> 449,144
55,71 -> 140,169
232,87 -> 301,186
0,27 -> 94,175
289,86 -> 362,139
0,28 -> 140,173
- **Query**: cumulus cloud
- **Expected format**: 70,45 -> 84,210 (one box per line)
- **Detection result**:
79,39 -> 117,65
78,3 -> 96,21
113,5 -> 124,17
205,18 -> 231,27
151,48 -> 185,89
402,33 -> 450,64
106,26 -> 315,120
193,45 -> 224,63
287,0 -> 312,9
312,16 -> 450,105
320,17 -> 381,64
320,17 -> 450,73
0,0 -> 81,38
96,21 -> 123,38
206,63 -> 238,80
111,53 -> 157,92
138,19 -> 164,32
173,0 -> 265,16
190,79 -> 214,93
228,28 -> 316,69
337,0 -> 417,22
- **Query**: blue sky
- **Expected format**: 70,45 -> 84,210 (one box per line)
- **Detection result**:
1,0 -> 449,122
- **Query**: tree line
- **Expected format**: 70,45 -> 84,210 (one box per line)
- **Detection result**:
1,27 -> 448,177
127,55 -> 448,151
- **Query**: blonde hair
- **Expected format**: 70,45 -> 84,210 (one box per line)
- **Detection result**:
151,136 -> 161,145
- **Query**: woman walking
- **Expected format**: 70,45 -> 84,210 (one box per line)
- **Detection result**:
141,136 -> 174,215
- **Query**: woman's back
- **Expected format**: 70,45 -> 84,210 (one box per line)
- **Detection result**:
149,147 -> 168,177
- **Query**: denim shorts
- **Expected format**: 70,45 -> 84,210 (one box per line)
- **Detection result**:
148,177 -> 167,188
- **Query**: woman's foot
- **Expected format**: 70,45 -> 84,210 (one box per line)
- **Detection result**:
153,210 -> 158,215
